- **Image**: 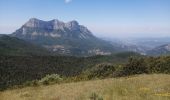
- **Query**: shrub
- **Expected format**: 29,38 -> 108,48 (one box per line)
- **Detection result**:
145,56 -> 170,74
32,80 -> 39,86
23,81 -> 32,86
39,74 -> 63,85
121,57 -> 148,76
89,92 -> 103,100
85,63 -> 116,79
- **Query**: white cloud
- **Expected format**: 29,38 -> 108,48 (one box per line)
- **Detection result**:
65,0 -> 72,3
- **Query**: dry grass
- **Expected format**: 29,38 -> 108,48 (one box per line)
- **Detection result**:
0,74 -> 170,100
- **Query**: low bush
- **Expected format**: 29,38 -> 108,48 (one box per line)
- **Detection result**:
89,92 -> 103,100
39,74 -> 63,85
84,63 -> 116,79
22,74 -> 63,87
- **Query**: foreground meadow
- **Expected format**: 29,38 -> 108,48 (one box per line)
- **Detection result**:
0,74 -> 170,100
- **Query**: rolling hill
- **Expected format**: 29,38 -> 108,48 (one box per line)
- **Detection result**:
0,35 -> 52,56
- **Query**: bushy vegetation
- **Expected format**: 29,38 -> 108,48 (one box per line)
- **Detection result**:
120,57 -> 148,76
120,56 -> 170,76
0,52 -> 138,90
83,63 -> 116,79
1,53 -> 170,91
23,74 -> 63,86
39,74 -> 63,85
78,56 -> 170,80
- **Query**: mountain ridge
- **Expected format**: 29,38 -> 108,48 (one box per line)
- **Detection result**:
11,18 -> 123,56
147,44 -> 170,56
12,18 -> 94,39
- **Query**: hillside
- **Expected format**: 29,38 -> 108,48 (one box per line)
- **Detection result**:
0,52 -> 140,90
0,74 -> 170,100
0,35 -> 51,56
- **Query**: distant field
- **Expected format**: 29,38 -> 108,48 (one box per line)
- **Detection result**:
0,74 -> 170,100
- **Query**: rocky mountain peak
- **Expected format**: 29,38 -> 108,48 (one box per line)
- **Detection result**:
24,18 -> 44,28
50,19 -> 65,30
65,20 -> 79,31
24,18 -> 57,31
23,18 -> 81,31
12,18 -> 94,38
69,20 -> 79,25
29,18 -> 40,22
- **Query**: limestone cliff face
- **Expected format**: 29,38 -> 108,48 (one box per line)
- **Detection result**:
13,18 -> 94,39
11,18 -> 121,56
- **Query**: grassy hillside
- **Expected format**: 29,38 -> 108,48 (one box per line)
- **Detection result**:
0,74 -> 170,100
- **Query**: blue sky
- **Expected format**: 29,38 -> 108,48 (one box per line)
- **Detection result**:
0,0 -> 170,37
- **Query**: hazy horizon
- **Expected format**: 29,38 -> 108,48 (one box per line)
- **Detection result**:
0,0 -> 170,38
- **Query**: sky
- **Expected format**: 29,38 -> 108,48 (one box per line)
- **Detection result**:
0,0 -> 170,38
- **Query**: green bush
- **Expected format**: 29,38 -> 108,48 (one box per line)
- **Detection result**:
39,74 -> 63,85
84,63 -> 116,79
121,57 -> 148,76
120,56 -> 170,76
23,81 -> 32,86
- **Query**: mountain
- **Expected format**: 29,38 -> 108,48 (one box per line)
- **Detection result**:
11,18 -> 123,56
0,35 -> 51,56
147,44 -> 170,56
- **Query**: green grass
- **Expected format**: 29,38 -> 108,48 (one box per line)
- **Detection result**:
0,74 -> 170,100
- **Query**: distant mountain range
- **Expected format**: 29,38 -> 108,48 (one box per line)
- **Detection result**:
147,44 -> 170,56
0,18 -> 170,56
103,37 -> 170,56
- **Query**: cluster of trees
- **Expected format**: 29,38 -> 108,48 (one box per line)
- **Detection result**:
71,56 -> 170,81
82,56 -> 170,79
0,56 -> 84,90
121,56 -> 170,76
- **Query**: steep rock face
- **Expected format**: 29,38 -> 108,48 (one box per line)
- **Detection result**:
12,18 -> 94,39
65,20 -> 79,31
11,18 -> 122,56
